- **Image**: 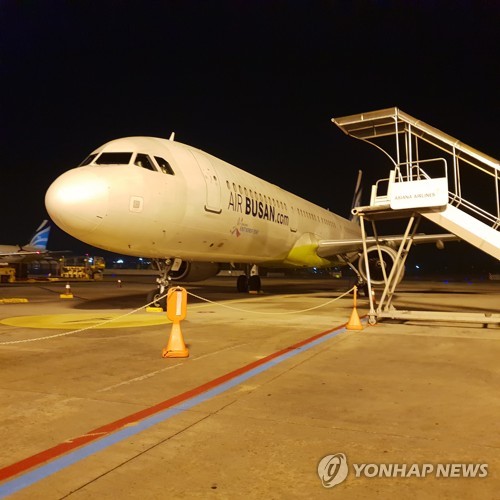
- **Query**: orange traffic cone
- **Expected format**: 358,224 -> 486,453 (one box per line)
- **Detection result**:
60,282 -> 73,299
162,287 -> 189,358
346,286 -> 363,330
162,322 -> 189,358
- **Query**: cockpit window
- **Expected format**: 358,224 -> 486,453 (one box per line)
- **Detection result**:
79,153 -> 98,166
154,156 -> 175,175
95,152 -> 133,165
81,151 -> 172,173
134,153 -> 157,171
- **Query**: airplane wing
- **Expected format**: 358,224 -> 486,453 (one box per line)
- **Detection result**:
316,233 -> 460,258
0,249 -> 70,258
0,249 -> 47,257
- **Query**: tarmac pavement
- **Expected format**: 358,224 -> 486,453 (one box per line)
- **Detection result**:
0,275 -> 499,499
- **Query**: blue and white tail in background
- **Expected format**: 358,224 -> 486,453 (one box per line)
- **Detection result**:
349,170 -> 363,223
27,220 -> 51,249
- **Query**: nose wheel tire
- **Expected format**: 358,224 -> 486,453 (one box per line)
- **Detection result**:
147,289 -> 167,310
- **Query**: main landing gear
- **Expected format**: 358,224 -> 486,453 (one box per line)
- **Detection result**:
236,264 -> 262,293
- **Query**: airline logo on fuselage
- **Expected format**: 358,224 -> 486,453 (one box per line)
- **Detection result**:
227,192 -> 289,226
231,217 -> 258,237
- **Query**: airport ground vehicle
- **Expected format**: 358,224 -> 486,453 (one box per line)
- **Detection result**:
0,266 -> 16,283
59,256 -> 105,279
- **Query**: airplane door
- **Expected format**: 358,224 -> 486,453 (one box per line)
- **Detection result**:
191,151 -> 222,214
289,205 -> 298,232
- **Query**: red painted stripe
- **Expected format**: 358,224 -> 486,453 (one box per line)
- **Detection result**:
0,321 -> 349,482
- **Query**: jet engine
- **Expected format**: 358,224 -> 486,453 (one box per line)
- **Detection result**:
357,245 -> 404,285
169,260 -> 220,282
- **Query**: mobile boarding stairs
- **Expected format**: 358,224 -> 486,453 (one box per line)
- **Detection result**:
333,108 -> 500,326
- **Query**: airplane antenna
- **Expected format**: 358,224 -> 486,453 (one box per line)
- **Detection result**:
169,132 -> 175,141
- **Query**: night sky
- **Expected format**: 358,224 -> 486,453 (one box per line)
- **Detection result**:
1,1 -> 499,273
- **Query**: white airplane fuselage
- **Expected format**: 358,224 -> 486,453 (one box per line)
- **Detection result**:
45,137 -> 361,269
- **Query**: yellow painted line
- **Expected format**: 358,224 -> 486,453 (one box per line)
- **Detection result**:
146,306 -> 164,313
0,298 -> 29,304
0,313 -> 170,330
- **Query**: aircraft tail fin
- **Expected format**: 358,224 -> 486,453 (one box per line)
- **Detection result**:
27,220 -> 51,249
349,170 -> 363,222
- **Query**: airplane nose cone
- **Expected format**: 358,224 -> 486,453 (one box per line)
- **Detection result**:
45,167 -> 109,236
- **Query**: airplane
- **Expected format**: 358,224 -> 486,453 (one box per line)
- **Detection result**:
44,134 -> 457,308
0,219 -> 52,265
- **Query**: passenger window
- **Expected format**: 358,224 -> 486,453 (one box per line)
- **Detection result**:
134,154 -> 156,171
154,156 -> 175,175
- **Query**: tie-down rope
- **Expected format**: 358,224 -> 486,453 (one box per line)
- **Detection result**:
0,285 -> 356,345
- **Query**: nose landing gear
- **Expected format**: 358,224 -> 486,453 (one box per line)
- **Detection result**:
147,258 -> 175,310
